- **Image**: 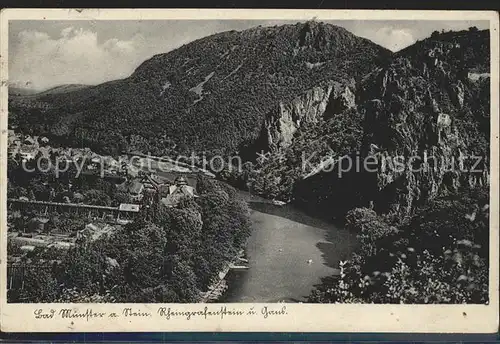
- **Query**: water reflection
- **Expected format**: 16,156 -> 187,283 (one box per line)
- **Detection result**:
218,195 -> 358,303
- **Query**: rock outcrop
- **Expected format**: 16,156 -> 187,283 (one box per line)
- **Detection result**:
293,28 -> 490,223
263,80 -> 355,151
362,36 -> 490,220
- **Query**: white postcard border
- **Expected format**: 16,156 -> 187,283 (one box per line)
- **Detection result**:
0,8 -> 498,333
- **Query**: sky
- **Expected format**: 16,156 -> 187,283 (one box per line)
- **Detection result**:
9,19 -> 489,91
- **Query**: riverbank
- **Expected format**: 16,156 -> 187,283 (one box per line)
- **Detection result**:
122,151 -> 358,303
215,190 -> 358,303
199,249 -> 250,303
126,155 -> 358,303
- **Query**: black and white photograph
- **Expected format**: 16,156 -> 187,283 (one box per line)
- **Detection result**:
0,9 -> 498,333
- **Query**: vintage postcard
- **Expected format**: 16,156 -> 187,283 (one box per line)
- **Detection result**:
0,9 -> 498,333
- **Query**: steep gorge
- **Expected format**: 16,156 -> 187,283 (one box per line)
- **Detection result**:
262,80 -> 356,151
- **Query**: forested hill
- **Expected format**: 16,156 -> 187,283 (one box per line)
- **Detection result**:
9,21 -> 391,156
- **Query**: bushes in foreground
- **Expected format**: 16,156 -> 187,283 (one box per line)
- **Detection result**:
309,186 -> 489,304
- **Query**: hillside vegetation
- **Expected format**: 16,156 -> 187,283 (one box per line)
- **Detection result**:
9,177 -> 251,303
8,24 -> 492,304
9,21 -> 390,156
302,28 -> 491,304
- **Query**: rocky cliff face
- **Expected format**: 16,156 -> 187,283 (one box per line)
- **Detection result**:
263,80 -> 355,151
292,29 -> 490,222
363,32 -> 490,220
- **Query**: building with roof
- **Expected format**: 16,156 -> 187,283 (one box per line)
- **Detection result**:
168,176 -> 195,196
8,130 -> 20,146
20,245 -> 36,252
27,217 -> 50,232
19,147 -> 36,161
140,173 -> 169,195
161,176 -> 196,208
116,203 -> 140,223
119,203 -> 140,212
23,136 -> 36,146
50,241 -> 74,250
73,192 -> 84,203
127,180 -> 144,202
77,223 -> 120,242
100,156 -> 120,174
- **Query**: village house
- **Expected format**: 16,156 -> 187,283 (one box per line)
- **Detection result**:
73,192 -> 84,203
77,222 -> 119,242
39,136 -> 49,145
11,233 -> 75,250
101,156 -> 120,173
16,137 -> 39,161
127,180 -> 144,202
19,149 -> 36,162
27,217 -> 50,232
117,203 -> 141,223
121,172 -> 170,204
7,130 -> 20,146
23,136 -> 36,146
140,173 -> 165,193
161,176 -> 196,208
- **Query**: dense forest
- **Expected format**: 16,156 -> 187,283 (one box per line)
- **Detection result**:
8,176 -> 251,303
9,21 -> 390,157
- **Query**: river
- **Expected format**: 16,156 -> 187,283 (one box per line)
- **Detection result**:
218,191 -> 358,303
142,159 -> 358,303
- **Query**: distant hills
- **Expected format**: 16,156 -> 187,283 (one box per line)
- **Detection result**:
36,84 -> 90,96
9,21 -> 390,156
8,87 -> 39,96
9,84 -> 89,97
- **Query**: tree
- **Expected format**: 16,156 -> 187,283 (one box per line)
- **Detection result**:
309,187 -> 489,304
7,181 -> 28,199
345,208 -> 399,257
196,174 -> 220,194
59,241 -> 107,295
409,186 -> 489,257
18,267 -> 59,303
113,191 -> 131,205
21,177 -> 253,303
83,189 -> 112,206
163,207 -> 203,262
